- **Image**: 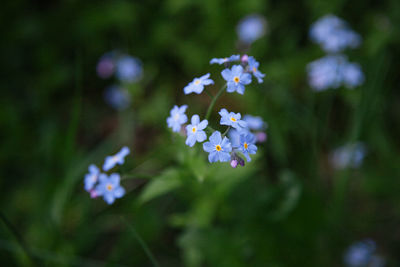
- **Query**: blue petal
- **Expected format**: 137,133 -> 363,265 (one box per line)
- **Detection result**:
184,83 -> 194,94
203,141 -> 215,152
209,131 -> 222,144
241,73 -> 252,85
109,173 -> 120,185
221,69 -> 231,81
218,151 -> 231,162
104,193 -> 115,204
198,119 -> 208,130
191,114 -> 200,125
208,151 -> 219,163
231,65 -> 244,76
196,131 -> 207,142
200,73 -> 210,80
185,134 -> 197,147
114,186 -> 125,198
236,84 -> 245,94
226,82 -> 237,93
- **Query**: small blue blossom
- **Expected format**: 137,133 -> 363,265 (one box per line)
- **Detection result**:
84,164 -> 100,191
103,146 -> 130,171
221,65 -> 252,94
309,14 -> 361,53
236,14 -> 267,44
97,52 -> 115,79
344,239 -> 376,267
330,142 -> 366,170
183,73 -> 214,95
95,173 -> 125,205
104,85 -> 131,110
243,115 -> 266,131
342,62 -> 364,88
185,115 -> 208,147
247,56 -> 265,83
210,55 -> 240,65
237,132 -> 257,162
219,108 -> 247,131
167,105 -> 188,132
203,131 -> 232,163
115,55 -> 143,83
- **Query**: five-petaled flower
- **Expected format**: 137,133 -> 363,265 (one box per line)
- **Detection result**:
247,56 -> 265,83
219,108 -> 247,131
185,115 -> 208,147
167,105 -> 188,132
237,133 -> 257,162
184,73 -> 214,95
203,131 -> 232,163
95,173 -> 125,205
210,55 -> 240,65
221,65 -> 252,94
103,146 -> 130,171
84,164 -> 100,191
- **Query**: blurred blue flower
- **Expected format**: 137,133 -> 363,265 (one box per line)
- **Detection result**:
103,146 -> 130,171
184,73 -> 214,95
97,52 -> 115,79
310,14 -> 361,53
330,142 -> 366,170
104,85 -> 131,110
115,55 -> 143,83
344,239 -> 376,267
219,108 -> 247,131
247,56 -> 265,83
342,62 -> 365,88
210,55 -> 240,65
237,14 -> 267,44
221,65 -> 252,94
95,173 -> 125,205
243,115 -> 266,131
185,115 -> 208,147
237,132 -> 257,162
167,105 -> 188,132
84,164 -> 100,191
203,131 -> 232,163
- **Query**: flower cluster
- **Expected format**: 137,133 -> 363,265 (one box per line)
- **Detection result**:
344,239 -> 385,267
308,15 -> 364,91
330,142 -> 366,170
84,146 -> 129,204
167,55 -> 267,167
96,51 -> 143,110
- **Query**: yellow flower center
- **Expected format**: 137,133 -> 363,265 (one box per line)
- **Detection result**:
215,145 -> 222,151
244,142 -> 248,149
194,79 -> 201,85
233,76 -> 240,83
230,117 -> 236,122
253,67 -> 257,72
192,127 -> 196,133
106,184 -> 113,191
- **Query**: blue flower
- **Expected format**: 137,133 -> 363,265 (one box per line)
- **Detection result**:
330,142 -> 366,170
185,115 -> 208,147
84,164 -> 100,191
344,239 -> 376,267
243,115 -> 266,131
221,65 -> 252,94
309,14 -> 361,53
219,108 -> 247,131
167,105 -> 188,132
103,146 -> 130,171
203,131 -> 232,163
183,73 -> 214,94
95,173 -> 125,204
103,85 -> 131,110
247,56 -> 265,83
115,55 -> 143,83
210,55 -> 240,65
236,14 -> 267,44
237,133 -> 257,162
342,62 -> 364,88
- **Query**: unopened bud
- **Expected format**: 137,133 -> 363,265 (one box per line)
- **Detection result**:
241,54 -> 249,63
89,189 -> 99,199
230,159 -> 238,168
238,157 -> 245,167
256,132 -> 267,143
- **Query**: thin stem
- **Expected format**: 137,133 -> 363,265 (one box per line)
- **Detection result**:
205,84 -> 227,121
121,217 -> 160,267
204,88 -> 214,99
222,126 -> 231,137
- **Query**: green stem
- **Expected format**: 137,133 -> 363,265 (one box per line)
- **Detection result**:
204,88 -> 214,98
222,126 -> 231,137
121,217 -> 160,267
205,84 -> 227,121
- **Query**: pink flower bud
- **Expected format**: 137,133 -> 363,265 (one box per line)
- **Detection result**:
256,132 -> 267,143
241,54 -> 249,63
230,159 -> 238,168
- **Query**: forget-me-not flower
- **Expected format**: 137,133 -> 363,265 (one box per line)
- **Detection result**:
243,115 -> 266,131
221,65 -> 252,94
210,55 -> 240,65
183,73 -> 214,95
84,164 -> 101,191
104,85 -> 131,110
95,173 -> 125,205
247,56 -> 265,83
342,62 -> 364,88
103,146 -> 130,171
167,105 -> 188,132
185,115 -> 208,147
344,239 -> 376,267
219,108 -> 247,130
237,133 -> 257,162
116,55 -> 143,83
307,55 -> 346,91
330,142 -> 366,170
236,14 -> 267,44
203,131 -> 232,163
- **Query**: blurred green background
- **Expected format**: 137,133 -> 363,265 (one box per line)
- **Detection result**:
1,0 -> 400,266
